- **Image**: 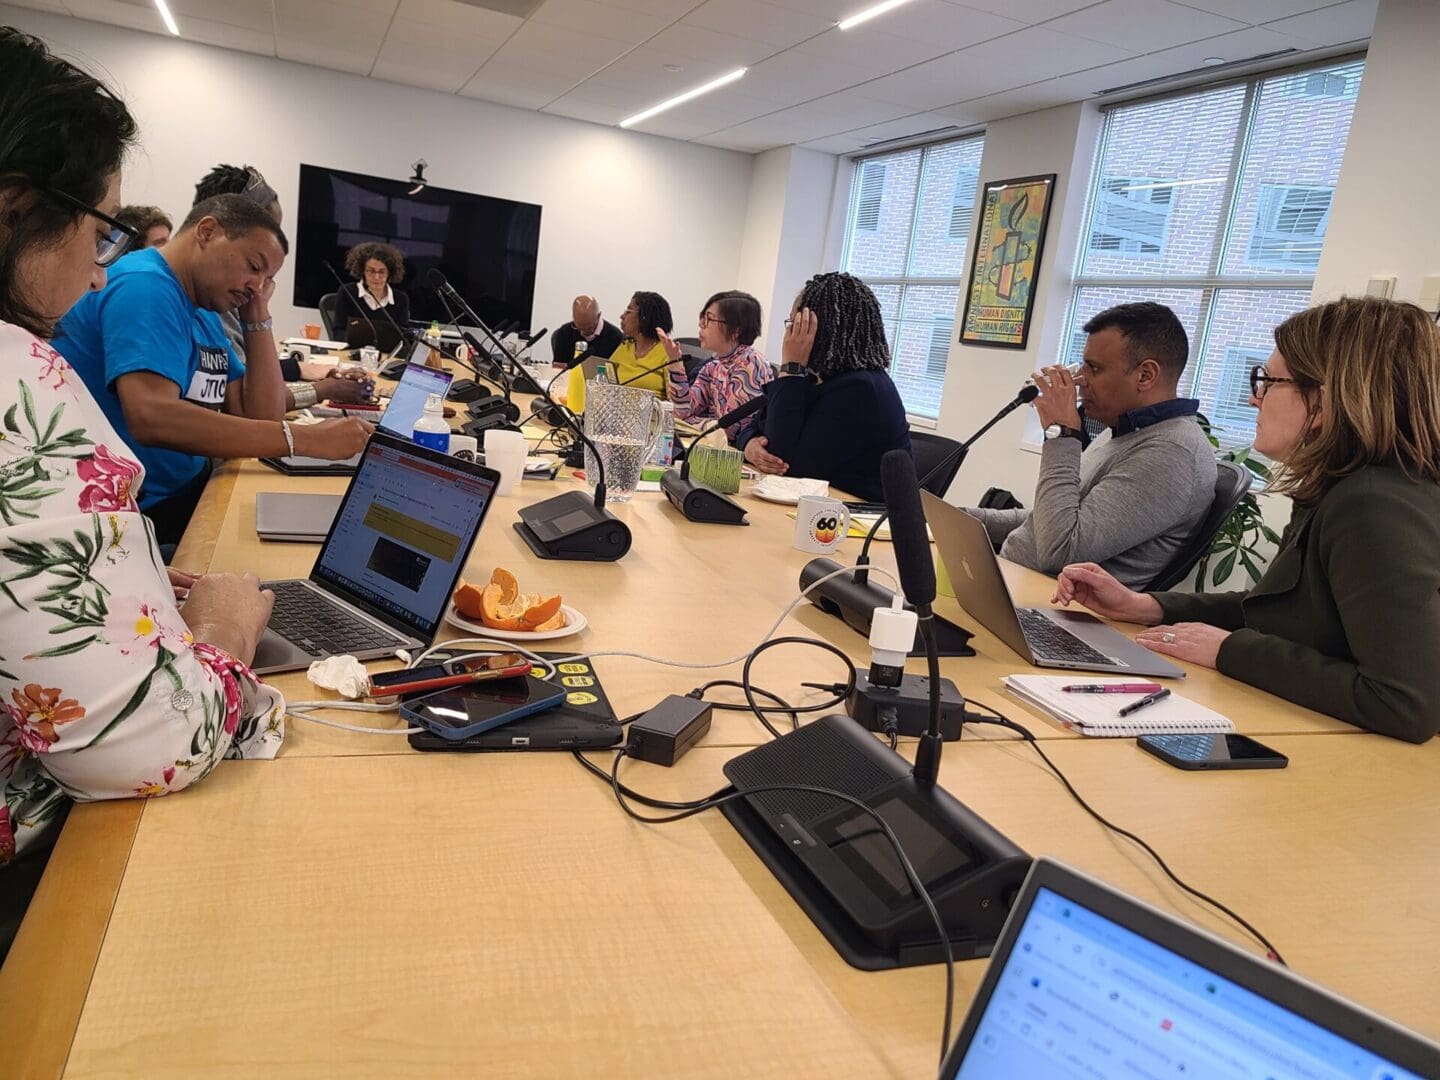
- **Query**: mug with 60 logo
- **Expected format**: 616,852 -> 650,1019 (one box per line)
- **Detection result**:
793,495 -> 851,554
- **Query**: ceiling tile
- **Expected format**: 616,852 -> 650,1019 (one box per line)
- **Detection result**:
1047,25 -> 1309,95
1262,0 -> 1376,45
458,77 -> 564,108
389,0 -> 523,37
459,54 -> 588,97
800,132 -> 869,153
795,24 -> 954,73
372,39 -> 498,90
849,0 -> 1024,48
601,0 -> 703,17
275,37 -> 382,74
481,18 -> 637,74
924,0 -> 1102,20
842,110 -> 967,146
529,0 -> 670,42
736,50 -> 865,103
275,0 -> 398,20
638,23 -> 776,66
695,130 -> 784,151
165,0 -> 274,33
64,0 -> 173,33
680,0 -> 832,48
1176,0 -> 1333,20
542,97 -> 631,123
178,15 -> 277,55
0,0 -> 70,12
1046,0 -> 1248,53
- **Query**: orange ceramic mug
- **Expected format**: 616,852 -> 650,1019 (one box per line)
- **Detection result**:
303,324 -> 322,340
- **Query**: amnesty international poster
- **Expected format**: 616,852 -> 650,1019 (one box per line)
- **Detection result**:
959,174 -> 1056,349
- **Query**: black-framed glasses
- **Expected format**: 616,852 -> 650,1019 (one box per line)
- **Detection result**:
1249,365 -> 1296,400
699,312 -> 727,327
45,188 -> 139,268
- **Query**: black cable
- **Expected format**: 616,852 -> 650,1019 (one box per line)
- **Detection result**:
878,706 -> 900,751
689,680 -> 801,730
738,636 -> 856,739
605,750 -> 955,1070
570,749 -> 726,810
963,701 -> 1288,967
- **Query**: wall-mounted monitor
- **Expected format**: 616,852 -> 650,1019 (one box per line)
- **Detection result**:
293,164 -> 542,331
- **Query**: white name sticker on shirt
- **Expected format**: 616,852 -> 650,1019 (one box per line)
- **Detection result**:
185,345 -> 230,407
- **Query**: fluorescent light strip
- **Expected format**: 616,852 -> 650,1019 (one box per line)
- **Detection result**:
619,68 -> 746,129
838,0 -> 917,31
154,0 -> 179,35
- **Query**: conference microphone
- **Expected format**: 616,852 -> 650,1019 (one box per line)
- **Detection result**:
659,394 -> 769,526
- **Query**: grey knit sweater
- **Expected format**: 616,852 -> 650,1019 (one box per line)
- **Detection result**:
967,416 -> 1217,588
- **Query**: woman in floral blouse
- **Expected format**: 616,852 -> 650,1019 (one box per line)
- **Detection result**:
659,291 -> 774,445
0,28 -> 284,953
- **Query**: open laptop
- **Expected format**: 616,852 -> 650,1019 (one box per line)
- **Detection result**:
251,431 -> 498,674
921,490 -> 1182,678
259,362 -> 454,476
345,315 -> 406,356
940,858 -> 1440,1078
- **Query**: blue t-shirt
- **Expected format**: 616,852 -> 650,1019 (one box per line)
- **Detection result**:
55,248 -> 245,509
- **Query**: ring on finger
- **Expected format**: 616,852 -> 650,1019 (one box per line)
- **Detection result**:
1161,632 -> 1175,643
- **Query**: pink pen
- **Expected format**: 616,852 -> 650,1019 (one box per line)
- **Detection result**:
1061,683 -> 1164,694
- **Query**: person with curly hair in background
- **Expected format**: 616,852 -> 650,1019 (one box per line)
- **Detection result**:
114,204 -> 171,249
333,240 -> 411,342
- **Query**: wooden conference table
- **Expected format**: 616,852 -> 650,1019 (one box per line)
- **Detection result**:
3,439 -> 1438,1077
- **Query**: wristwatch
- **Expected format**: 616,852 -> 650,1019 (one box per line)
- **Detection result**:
240,317 -> 274,333
779,362 -> 813,378
1044,423 -> 1085,442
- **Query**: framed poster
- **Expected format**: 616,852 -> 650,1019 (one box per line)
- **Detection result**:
959,174 -> 1056,349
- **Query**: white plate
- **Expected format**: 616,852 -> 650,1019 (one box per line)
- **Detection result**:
750,476 -> 830,505
443,603 -> 588,641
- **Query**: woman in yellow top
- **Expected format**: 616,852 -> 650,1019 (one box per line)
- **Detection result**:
566,291 -> 671,412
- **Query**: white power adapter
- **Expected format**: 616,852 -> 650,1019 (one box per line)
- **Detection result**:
868,594 -> 918,688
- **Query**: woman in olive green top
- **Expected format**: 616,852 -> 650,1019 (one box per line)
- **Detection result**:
1053,296 -> 1440,743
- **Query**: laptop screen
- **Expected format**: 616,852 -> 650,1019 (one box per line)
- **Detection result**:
378,363 -> 454,438
312,438 -> 494,637
949,885 -> 1426,1080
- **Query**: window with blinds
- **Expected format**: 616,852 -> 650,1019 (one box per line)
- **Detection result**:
840,133 -> 985,420
1064,57 -> 1364,448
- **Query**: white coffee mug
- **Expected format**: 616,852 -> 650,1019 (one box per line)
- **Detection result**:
793,495 -> 851,554
449,434 -> 479,463
484,428 -> 527,496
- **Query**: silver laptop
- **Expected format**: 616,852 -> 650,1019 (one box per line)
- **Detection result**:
941,858 -> 1440,1078
255,492 -> 342,542
251,432 -> 499,674
921,490 -> 1182,678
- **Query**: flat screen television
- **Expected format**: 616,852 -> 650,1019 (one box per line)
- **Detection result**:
293,164 -> 541,332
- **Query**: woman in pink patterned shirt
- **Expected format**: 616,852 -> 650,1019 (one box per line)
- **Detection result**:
659,291 -> 774,445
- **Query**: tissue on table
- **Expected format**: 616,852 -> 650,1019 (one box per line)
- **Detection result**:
307,655 -> 371,699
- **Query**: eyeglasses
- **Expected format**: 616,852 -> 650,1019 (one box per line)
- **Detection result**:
363,266 -> 388,276
1249,366 -> 1297,400
699,312 -> 727,327
45,188 -> 140,268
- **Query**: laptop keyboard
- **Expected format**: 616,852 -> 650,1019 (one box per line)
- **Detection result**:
267,581 -> 405,657
1017,608 -> 1119,667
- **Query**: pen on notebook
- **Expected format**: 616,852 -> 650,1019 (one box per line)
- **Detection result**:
1062,683 -> 1163,694
1118,688 -> 1171,718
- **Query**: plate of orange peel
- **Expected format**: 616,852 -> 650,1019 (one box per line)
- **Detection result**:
444,567 -> 588,641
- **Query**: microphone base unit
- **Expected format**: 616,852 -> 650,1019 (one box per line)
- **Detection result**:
720,713 -> 1031,969
799,558 -> 975,658
461,414 -> 521,439
659,470 -> 749,526
514,490 -> 632,561
466,396 -> 522,423
848,674 -> 965,740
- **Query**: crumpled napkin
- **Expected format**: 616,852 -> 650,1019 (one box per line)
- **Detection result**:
307,655 -> 371,699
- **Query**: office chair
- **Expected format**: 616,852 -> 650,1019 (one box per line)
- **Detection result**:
909,430 -> 966,496
319,292 -> 339,339
1144,460 -> 1253,591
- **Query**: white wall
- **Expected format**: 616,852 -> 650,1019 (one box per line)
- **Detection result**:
933,103 -> 1102,506
1311,0 -> 1440,308
735,145 -> 839,361
1,4 -> 754,339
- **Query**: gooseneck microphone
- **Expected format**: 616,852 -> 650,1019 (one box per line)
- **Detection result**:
880,449 -> 945,783
854,383 -> 1040,584
660,395 -> 769,525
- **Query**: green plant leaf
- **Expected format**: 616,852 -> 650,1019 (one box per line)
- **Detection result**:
18,381 -> 38,440
1212,550 -> 1237,587
3,404 -> 16,435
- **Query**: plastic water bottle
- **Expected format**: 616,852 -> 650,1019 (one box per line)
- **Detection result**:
650,400 -> 675,466
412,392 -> 450,453
592,362 -> 610,385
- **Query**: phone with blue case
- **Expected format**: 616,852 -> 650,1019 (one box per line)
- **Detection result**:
400,674 -> 566,741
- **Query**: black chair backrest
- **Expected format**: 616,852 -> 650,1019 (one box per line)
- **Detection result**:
909,430 -> 966,496
319,292 -> 339,339
1144,460 -> 1252,591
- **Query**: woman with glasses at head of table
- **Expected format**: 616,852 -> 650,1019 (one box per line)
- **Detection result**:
1052,296 -> 1440,744
0,27 -> 285,959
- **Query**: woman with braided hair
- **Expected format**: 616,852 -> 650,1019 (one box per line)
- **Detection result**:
738,272 -> 911,501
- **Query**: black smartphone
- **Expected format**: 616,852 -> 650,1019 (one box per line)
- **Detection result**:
1137,733 -> 1289,771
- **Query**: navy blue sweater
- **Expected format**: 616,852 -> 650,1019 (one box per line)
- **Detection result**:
741,370 -> 912,501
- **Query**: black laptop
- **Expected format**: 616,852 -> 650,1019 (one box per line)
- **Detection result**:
251,432 -> 498,674
940,858 -> 1440,1078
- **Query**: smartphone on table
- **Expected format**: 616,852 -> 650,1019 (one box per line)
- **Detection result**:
366,652 -> 531,698
399,675 -> 566,741
1138,733 -> 1289,771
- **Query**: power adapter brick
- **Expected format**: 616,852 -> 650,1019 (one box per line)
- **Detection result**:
626,695 -> 713,766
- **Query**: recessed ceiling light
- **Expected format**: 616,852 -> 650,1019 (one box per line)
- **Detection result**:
1202,56 -> 1226,66
838,0 -> 918,31
154,0 -> 179,35
619,68 -> 746,129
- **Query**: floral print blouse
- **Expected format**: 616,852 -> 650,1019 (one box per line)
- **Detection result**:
0,322 -> 284,866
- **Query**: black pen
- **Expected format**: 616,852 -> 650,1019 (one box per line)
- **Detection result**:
1118,688 -> 1171,718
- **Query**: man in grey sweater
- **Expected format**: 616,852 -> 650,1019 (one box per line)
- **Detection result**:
967,302 -> 1216,589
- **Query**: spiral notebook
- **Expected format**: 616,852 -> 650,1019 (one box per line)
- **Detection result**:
1003,675 -> 1233,737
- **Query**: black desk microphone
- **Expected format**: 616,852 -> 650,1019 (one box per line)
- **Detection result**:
659,395 -> 768,526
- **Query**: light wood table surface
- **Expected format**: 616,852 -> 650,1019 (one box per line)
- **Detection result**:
0,435 -> 1423,1078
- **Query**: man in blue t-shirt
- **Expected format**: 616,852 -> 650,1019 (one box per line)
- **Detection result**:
56,194 -> 369,544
